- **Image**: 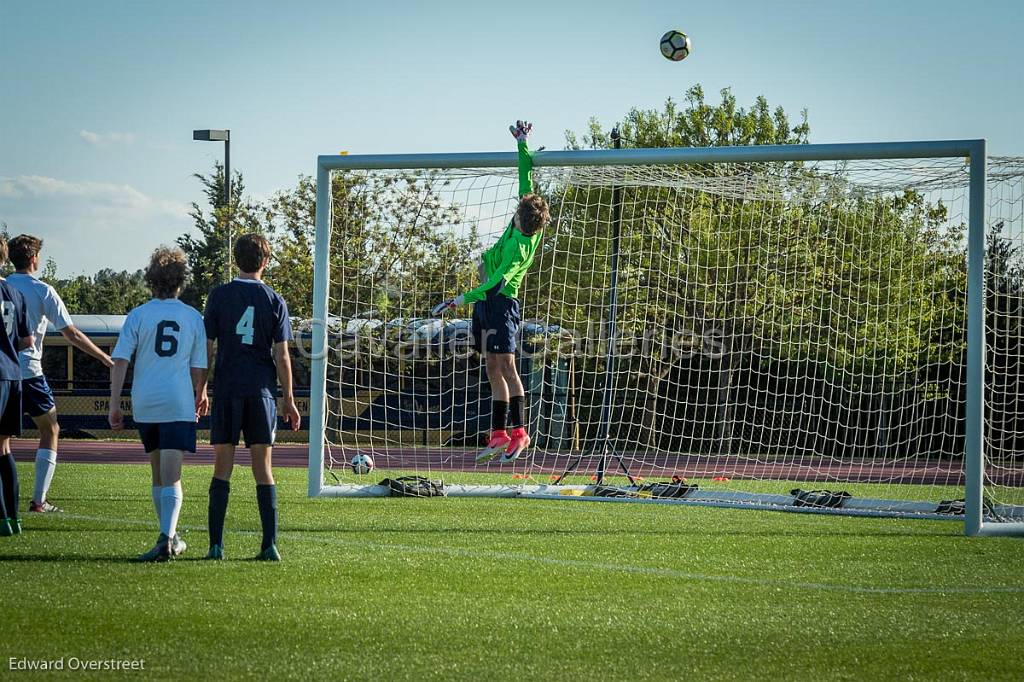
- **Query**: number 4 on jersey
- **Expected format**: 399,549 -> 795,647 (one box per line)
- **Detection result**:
236,306 -> 255,345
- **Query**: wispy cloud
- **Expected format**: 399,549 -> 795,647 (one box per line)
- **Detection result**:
0,174 -> 191,274
79,130 -> 137,147
0,175 -> 184,217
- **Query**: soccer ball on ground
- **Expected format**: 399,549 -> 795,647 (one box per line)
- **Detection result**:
350,453 -> 374,475
660,30 -> 691,61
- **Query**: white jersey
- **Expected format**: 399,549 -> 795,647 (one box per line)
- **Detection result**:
112,298 -> 207,424
5,272 -> 73,379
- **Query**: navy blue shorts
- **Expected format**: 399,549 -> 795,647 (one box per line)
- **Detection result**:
23,375 -> 56,417
471,284 -> 521,354
0,379 -> 22,437
210,396 -> 277,448
136,421 -> 197,453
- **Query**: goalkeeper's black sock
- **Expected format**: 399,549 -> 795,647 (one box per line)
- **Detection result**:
508,395 -> 525,428
208,477 -> 230,548
491,400 -> 509,431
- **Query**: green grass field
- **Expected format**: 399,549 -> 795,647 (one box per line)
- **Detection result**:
3,462 -> 1023,680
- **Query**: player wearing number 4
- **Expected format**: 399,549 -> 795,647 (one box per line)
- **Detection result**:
201,233 -> 300,562
109,247 -> 208,562
432,121 -> 550,464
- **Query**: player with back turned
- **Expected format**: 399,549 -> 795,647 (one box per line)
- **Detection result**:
201,233 -> 301,562
109,247 -> 208,561
432,121 -> 550,463
0,239 -> 34,538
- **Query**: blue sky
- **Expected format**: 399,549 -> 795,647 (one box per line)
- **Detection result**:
2,0 -> 1022,276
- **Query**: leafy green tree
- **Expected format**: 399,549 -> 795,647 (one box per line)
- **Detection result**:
258,174 -> 317,318
41,266 -> 149,315
985,221 -> 1024,460
565,85 -> 809,151
252,170 -> 482,441
80,269 -> 150,314
539,85 -> 966,454
178,162 -> 263,309
535,86 -> 811,448
256,171 -> 480,322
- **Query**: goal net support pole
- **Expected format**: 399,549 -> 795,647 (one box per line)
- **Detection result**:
308,162 -> 332,498
965,142 -> 986,536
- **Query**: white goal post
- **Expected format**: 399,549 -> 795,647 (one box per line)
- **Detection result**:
306,138 -> 1024,538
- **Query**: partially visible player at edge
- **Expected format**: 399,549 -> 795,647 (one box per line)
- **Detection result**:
109,247 -> 208,562
6,234 -> 114,513
432,121 -> 550,463
0,239 -> 34,538
200,233 -> 300,562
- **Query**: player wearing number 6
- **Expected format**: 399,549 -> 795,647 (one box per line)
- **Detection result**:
109,247 -> 208,562
201,233 -> 300,562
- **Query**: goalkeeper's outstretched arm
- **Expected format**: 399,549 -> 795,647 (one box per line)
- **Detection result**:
511,120 -> 535,197
431,120 -> 537,317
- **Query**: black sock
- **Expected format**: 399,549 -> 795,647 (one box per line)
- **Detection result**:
491,400 -> 509,431
0,453 -> 18,519
208,477 -> 230,548
256,484 -> 278,552
509,395 -> 525,429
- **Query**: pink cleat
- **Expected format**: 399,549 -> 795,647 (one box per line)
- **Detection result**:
476,430 -> 511,464
500,427 -> 531,463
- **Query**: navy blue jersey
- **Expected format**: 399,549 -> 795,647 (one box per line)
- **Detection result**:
0,281 -> 30,380
204,278 -> 292,398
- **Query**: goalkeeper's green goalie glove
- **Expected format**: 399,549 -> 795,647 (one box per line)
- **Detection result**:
431,294 -> 465,317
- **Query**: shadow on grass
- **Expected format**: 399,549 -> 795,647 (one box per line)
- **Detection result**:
0,554 -> 147,563
0,553 -> 223,564
35,496 -> 147,503
17,525 -> 164,534
282,525 -> 959,539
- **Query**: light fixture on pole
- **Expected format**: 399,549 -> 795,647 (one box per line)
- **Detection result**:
193,129 -> 232,279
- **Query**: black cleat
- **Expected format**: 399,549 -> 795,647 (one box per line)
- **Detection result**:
138,534 -> 173,562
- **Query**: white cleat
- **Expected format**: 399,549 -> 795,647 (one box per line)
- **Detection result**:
171,534 -> 187,556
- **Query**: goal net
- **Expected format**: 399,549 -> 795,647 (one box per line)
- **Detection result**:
306,142 -> 1024,535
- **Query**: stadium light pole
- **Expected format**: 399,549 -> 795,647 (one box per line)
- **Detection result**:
193,128 -> 232,279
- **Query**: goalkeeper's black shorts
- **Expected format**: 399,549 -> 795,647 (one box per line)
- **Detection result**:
471,283 -> 521,354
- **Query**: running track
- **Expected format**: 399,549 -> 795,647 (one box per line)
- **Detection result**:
10,440 -> 1023,486
10,439 -> 308,469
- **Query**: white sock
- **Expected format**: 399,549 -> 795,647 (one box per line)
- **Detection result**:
159,484 -> 183,538
151,486 -> 163,528
33,449 -> 57,503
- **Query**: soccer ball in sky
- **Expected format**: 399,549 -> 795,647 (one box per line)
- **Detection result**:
350,453 -> 374,475
660,30 -> 691,61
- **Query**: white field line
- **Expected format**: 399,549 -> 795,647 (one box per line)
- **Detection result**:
43,513 -> 1024,596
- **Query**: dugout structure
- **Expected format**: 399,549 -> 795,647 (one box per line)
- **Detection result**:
307,139 -> 1024,537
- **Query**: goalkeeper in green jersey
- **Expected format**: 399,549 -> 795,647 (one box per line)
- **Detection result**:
432,121 -> 550,463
